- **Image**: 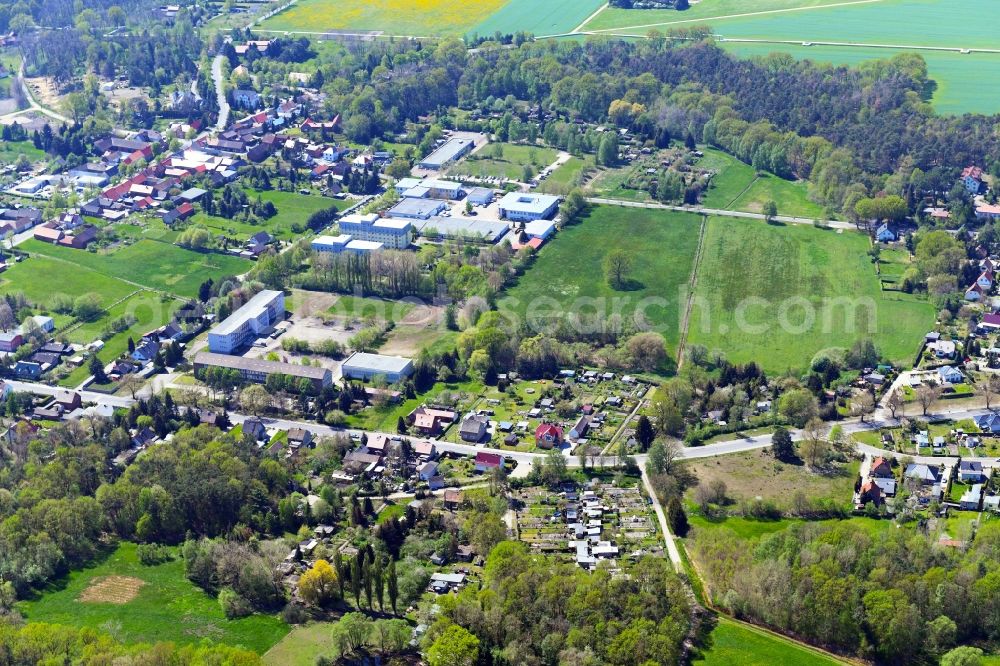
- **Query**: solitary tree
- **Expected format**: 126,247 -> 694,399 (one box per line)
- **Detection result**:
886,388 -> 902,419
852,391 -> 876,422
762,199 -> 778,222
771,426 -> 795,461
634,415 -> 655,450
240,384 -> 271,415
916,384 -> 941,416
603,248 -> 633,289
299,559 -> 339,607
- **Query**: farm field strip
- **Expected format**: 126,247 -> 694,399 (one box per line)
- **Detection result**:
474,0 -> 607,39
260,0 -> 507,36
582,0 -> 888,34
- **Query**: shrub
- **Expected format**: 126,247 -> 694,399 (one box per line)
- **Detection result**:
218,587 -> 252,619
136,543 -> 173,566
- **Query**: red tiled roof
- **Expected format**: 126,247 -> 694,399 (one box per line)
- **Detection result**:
475,452 -> 502,467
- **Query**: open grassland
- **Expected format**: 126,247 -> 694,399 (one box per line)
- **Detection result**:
538,156 -> 591,195
0,254 -> 135,308
447,143 -> 558,181
499,205 -> 702,350
191,191 -> 345,241
21,238 -> 252,299
260,0 -> 507,35
328,294 -> 417,322
683,450 -> 858,510
695,617 -> 847,665
722,42 -> 1000,116
730,173 -> 827,219
474,0 -> 606,37
0,140 -> 46,165
18,542 -> 288,653
699,148 -> 757,209
263,622 -> 338,666
687,217 -> 934,373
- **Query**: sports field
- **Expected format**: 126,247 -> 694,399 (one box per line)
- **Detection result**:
686,216 -> 934,372
260,0 -> 507,35
499,205 -> 703,350
473,0 -> 606,37
18,542 -> 288,653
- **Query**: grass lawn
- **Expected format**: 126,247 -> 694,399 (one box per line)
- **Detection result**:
347,379 -> 485,432
18,542 -> 288,653
682,449 -> 858,511
448,143 -> 558,181
695,616 -> 846,665
499,205 -> 702,351
0,254 -> 136,310
260,0 -> 507,35
254,189 -> 349,232
729,173 -> 827,219
474,0 -> 605,36
538,155 -> 590,195
328,295 -> 416,322
699,148 -> 757,210
0,139 -> 46,165
22,238 -> 252,299
263,622 -> 339,666
687,217 -> 935,373
587,165 -> 653,202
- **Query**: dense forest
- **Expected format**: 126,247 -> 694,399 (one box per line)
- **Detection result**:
427,541 -> 693,666
693,519 -> 1000,663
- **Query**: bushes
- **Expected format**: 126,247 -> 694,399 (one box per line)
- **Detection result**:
136,543 -> 173,566
218,587 -> 252,619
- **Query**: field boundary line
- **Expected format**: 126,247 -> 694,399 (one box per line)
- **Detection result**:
57,289 -> 145,338
725,174 -> 759,209
674,214 -> 708,370
581,0 -> 888,34
573,2 -> 609,34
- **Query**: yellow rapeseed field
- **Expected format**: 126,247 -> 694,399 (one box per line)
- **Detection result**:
262,0 -> 509,36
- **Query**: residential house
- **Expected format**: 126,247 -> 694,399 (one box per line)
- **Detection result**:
960,483 -> 984,511
875,223 -> 895,243
959,461 -> 986,483
417,460 -> 439,481
407,406 -> 457,436
858,480 -> 884,506
966,283 -> 985,301
871,456 -> 893,478
54,391 -> 81,411
0,330 -> 23,352
288,428 -> 313,449
232,89 -> 262,110
459,415 -> 488,443
535,423 -> 563,449
474,451 -> 504,473
976,412 -> 1000,434
905,463 -> 942,485
569,415 -> 590,440
937,365 -> 964,384
14,360 -> 41,379
962,166 -> 985,194
131,339 -> 159,363
241,417 -> 267,441
929,339 -> 957,359
412,439 -> 437,460
443,489 -> 462,509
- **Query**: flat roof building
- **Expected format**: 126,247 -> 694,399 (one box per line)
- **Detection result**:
338,213 -> 413,249
207,289 -> 285,354
498,192 -> 560,222
312,234 -> 353,253
418,138 -> 474,170
194,351 -> 332,391
341,352 -> 414,383
467,187 -> 494,205
414,216 -> 509,244
388,198 -> 447,220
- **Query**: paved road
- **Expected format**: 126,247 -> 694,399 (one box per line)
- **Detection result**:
211,55 -> 230,133
0,62 -> 72,126
586,196 -> 854,230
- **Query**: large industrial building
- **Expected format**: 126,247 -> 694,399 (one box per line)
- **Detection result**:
337,213 -> 413,249
207,290 -> 285,354
341,352 -> 414,383
418,138 -> 474,170
194,352 -> 332,391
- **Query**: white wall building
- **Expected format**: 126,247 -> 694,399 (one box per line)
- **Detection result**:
207,289 -> 285,354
